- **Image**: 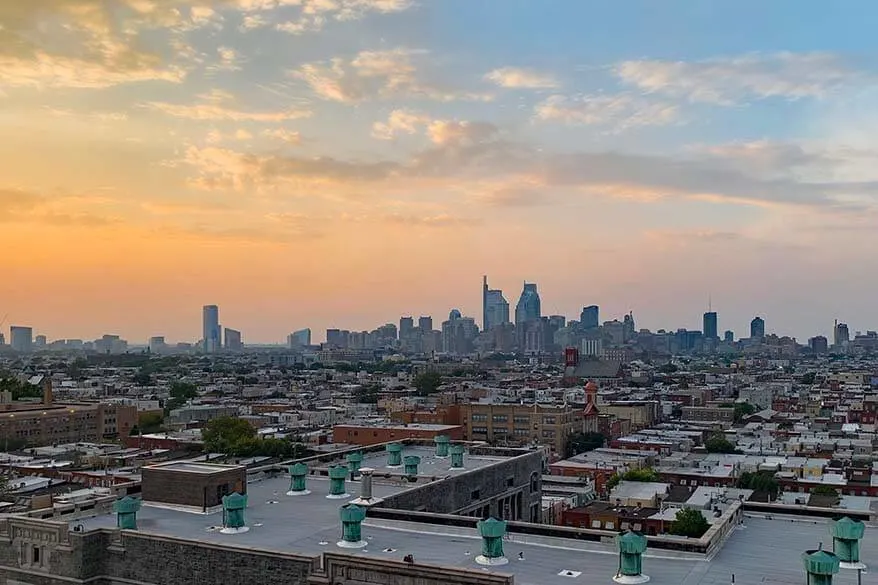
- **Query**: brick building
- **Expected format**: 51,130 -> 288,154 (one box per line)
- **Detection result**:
332,423 -> 463,446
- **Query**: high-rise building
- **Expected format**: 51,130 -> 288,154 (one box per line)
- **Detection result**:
809,335 -> 828,354
399,316 -> 414,340
288,328 -> 311,348
703,311 -> 718,340
834,321 -> 850,347
418,316 -> 432,332
723,330 -> 734,343
514,282 -> 541,325
482,276 -> 510,332
148,336 -> 166,353
750,317 -> 765,339
10,326 -> 33,353
0,332 -> 5,346
441,309 -> 479,354
34,335 -> 47,347
202,305 -> 221,353
580,305 -> 599,329
326,329 -> 349,348
224,328 -> 243,351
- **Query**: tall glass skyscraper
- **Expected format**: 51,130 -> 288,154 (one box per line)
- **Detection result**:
482,276 -> 510,331
202,305 -> 221,353
750,316 -> 765,339
703,311 -> 718,339
580,305 -> 599,329
514,282 -> 541,325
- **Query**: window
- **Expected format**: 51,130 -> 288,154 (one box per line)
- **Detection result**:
542,416 -> 556,425
492,415 -> 508,423
472,426 -> 488,434
530,472 -> 539,493
471,414 -> 487,422
541,430 -> 556,438
495,428 -> 508,434
32,546 -> 40,565
513,416 -> 529,424
471,489 -> 480,500
506,477 -> 514,487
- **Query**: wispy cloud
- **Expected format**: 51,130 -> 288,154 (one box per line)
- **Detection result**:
616,52 -> 870,104
535,94 -> 678,131
291,48 -> 493,103
485,67 -> 558,89
147,91 -> 311,122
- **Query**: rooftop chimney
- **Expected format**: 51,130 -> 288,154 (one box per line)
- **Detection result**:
43,378 -> 53,406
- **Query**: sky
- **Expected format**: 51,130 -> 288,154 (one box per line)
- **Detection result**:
2,0 -> 878,344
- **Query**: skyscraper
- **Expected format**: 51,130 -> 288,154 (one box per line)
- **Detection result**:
834,321 -> 850,347
10,326 -> 33,353
418,316 -> 433,332
288,328 -> 311,348
224,328 -> 243,351
580,305 -> 599,329
399,316 -> 414,340
703,311 -> 718,339
202,305 -> 221,353
750,316 -> 765,339
482,276 -> 510,332
514,282 -> 541,325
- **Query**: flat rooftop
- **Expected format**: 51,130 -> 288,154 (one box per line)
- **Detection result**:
76,484 -> 876,585
145,461 -> 243,474
315,446 -> 507,476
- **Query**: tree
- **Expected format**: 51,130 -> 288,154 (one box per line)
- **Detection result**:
565,432 -> 606,457
669,508 -> 710,538
413,372 -> 443,396
733,402 -> 757,422
801,372 -> 817,385
606,468 -> 658,491
202,417 -> 256,453
353,384 -> 381,404
137,412 -> 164,434
164,381 -> 199,412
0,378 -> 41,400
133,370 -> 152,386
810,485 -> 839,497
705,434 -> 737,454
736,471 -> 779,500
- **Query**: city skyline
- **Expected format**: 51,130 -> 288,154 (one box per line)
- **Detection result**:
3,282 -> 865,345
3,2 -> 878,343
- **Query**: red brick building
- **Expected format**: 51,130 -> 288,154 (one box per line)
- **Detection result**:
332,423 -> 464,446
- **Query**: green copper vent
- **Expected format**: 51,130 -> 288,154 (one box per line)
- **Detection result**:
221,492 -> 249,534
614,531 -> 650,584
337,504 -> 368,548
450,444 -> 465,469
434,435 -> 450,457
475,517 -> 508,566
803,548 -> 840,585
327,465 -> 350,499
403,455 -> 421,478
287,462 -> 310,496
831,517 -> 866,569
386,442 -> 403,467
346,451 -> 363,478
112,496 -> 141,530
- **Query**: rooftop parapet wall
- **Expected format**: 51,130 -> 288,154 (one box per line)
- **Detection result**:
0,521 -> 513,585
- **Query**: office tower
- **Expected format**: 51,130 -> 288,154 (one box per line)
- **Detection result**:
809,335 -> 828,354
703,311 -> 718,340
0,332 -> 5,345
288,328 -> 311,348
580,305 -> 599,329
441,310 -> 479,354
833,321 -> 850,347
750,316 -> 765,339
34,334 -> 47,347
723,330 -> 734,343
148,336 -> 166,353
514,282 -> 541,325
326,329 -> 349,348
482,276 -> 510,332
399,316 -> 414,340
10,326 -> 33,353
622,312 -> 636,341
418,316 -> 432,332
202,305 -> 221,353
224,328 -> 243,351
